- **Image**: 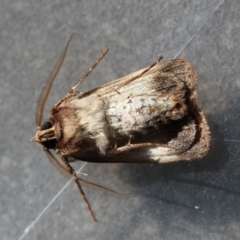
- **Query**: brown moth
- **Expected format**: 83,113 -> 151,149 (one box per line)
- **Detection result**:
32,34 -> 210,221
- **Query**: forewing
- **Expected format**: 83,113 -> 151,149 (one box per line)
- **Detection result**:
68,58 -> 210,163
78,58 -> 195,100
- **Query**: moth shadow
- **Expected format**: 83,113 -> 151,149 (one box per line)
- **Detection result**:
119,120 -> 234,198
113,122 -> 240,226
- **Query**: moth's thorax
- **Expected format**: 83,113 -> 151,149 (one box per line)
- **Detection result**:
52,96 -> 110,155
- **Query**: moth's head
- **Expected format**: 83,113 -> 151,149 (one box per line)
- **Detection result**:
32,120 -> 57,149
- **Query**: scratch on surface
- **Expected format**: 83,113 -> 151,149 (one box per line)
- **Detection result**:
18,162 -> 88,240
174,0 -> 224,59
213,138 -> 240,143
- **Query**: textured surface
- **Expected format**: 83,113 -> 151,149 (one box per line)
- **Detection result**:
1,0 -> 240,239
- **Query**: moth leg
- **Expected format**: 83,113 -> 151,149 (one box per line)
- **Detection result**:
108,142 -> 172,155
60,155 -> 97,221
114,141 -> 117,149
110,135 -> 133,153
113,134 -> 118,150
57,148 -> 83,156
46,150 -> 97,221
54,49 -> 109,108
127,135 -> 132,145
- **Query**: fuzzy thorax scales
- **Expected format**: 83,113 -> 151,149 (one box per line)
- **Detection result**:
52,96 -> 109,155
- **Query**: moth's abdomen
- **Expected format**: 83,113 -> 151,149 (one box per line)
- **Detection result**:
106,92 -> 186,136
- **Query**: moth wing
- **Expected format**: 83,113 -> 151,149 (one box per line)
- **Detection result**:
70,58 -> 210,164
78,58 -> 196,100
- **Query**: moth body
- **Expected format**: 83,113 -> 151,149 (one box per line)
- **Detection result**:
35,57 -> 210,163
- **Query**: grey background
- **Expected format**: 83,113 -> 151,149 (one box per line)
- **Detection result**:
1,0 -> 240,239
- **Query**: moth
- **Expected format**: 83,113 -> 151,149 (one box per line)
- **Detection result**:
32,34 -> 210,221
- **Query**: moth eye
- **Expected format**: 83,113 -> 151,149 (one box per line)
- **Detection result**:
40,121 -> 52,130
40,121 -> 56,149
42,139 -> 57,150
